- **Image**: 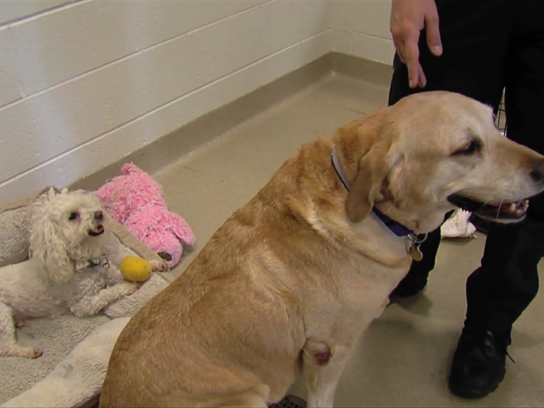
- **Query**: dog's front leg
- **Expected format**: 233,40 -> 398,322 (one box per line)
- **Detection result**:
105,237 -> 169,274
69,282 -> 138,317
303,339 -> 353,408
105,266 -> 124,286
104,237 -> 137,267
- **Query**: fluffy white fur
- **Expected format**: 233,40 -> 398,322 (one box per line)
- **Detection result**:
0,189 -> 163,359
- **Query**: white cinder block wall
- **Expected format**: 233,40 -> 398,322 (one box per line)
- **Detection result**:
331,0 -> 394,65
0,0 -> 394,201
0,0 -> 331,200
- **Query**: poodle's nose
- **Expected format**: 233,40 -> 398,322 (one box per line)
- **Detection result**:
94,211 -> 104,221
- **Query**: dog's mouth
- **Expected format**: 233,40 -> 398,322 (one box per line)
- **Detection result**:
448,195 -> 529,221
88,224 -> 105,237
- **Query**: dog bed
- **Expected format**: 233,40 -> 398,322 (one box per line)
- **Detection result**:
0,186 -> 60,268
0,189 -> 175,407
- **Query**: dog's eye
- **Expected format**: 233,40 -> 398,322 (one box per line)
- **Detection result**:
68,212 -> 78,221
452,140 -> 481,157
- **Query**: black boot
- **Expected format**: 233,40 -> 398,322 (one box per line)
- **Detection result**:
390,273 -> 429,298
449,330 -> 512,399
450,216 -> 544,398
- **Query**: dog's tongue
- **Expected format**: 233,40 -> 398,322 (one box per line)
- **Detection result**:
89,225 -> 105,236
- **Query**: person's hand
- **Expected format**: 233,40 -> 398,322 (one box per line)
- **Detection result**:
390,0 -> 443,88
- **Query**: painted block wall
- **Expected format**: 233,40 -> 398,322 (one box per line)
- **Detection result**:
0,0 -> 331,200
331,0 -> 394,65
0,0 -> 395,200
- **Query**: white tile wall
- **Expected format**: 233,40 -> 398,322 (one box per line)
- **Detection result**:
352,33 -> 396,65
11,0 -> 266,94
0,28 -> 23,108
331,0 -> 394,65
0,0 -> 393,200
0,1 -> 73,26
1,32 -> 331,200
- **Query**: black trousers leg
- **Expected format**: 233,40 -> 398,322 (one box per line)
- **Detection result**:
388,0 -> 511,282
465,0 -> 544,338
465,221 -> 543,338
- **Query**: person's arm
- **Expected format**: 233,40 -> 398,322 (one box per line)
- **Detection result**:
390,0 -> 443,88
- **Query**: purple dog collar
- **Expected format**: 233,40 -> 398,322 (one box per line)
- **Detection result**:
331,149 -> 413,237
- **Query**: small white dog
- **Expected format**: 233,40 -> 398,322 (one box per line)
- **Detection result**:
0,189 -> 162,359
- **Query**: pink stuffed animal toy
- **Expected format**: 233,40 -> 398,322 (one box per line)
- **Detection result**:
95,163 -> 195,268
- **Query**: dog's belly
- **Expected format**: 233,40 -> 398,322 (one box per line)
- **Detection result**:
13,301 -> 67,319
0,272 -> 68,318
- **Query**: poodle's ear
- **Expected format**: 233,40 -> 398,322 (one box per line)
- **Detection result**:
30,212 -> 74,284
166,212 -> 195,246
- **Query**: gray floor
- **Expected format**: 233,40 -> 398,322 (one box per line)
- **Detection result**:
155,75 -> 544,406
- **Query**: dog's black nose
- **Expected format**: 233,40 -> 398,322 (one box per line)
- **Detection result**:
94,211 -> 104,221
530,160 -> 544,183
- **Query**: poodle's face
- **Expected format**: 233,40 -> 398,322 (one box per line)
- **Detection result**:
42,191 -> 107,246
29,189 -> 110,284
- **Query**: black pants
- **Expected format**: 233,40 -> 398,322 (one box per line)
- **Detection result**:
389,0 -> 544,337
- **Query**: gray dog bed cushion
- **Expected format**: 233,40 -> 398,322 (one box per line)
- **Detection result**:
2,317 -> 131,408
0,186 -> 60,268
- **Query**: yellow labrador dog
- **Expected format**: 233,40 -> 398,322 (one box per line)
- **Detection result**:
100,91 -> 544,408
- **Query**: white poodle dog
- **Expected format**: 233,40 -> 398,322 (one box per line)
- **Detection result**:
0,189 -> 161,359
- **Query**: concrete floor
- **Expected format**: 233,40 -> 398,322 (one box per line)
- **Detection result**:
155,74 -> 544,407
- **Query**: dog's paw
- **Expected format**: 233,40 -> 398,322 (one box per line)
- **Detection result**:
15,320 -> 26,329
120,281 -> 140,296
150,259 -> 169,272
17,346 -> 43,359
0,345 -> 43,359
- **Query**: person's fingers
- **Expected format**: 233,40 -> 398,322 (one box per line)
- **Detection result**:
424,11 -> 442,56
394,38 -> 406,63
403,37 -> 420,88
417,63 -> 427,88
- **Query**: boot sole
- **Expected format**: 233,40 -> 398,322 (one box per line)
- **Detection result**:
448,366 -> 506,399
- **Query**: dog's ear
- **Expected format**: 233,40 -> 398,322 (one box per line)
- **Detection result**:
345,142 -> 394,223
338,107 -> 398,223
30,212 -> 74,284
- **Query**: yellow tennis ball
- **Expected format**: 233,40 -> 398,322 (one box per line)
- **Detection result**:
120,256 -> 152,282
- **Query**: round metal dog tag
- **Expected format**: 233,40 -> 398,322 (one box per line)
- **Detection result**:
409,247 -> 423,262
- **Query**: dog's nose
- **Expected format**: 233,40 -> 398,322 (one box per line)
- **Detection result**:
94,211 -> 104,221
530,160 -> 544,183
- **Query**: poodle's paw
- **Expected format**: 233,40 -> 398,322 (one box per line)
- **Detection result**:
119,281 -> 140,296
0,344 -> 43,359
150,259 -> 169,272
15,320 -> 26,329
